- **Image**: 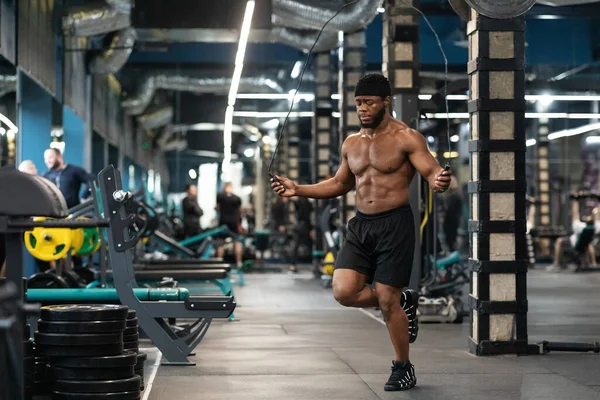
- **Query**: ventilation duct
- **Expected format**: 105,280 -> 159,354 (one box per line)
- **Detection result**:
62,2 -> 131,37
122,74 -> 284,115
89,27 -> 137,75
137,106 -> 174,130
272,0 -> 383,33
0,75 -> 17,98
270,27 -> 339,53
105,0 -> 133,14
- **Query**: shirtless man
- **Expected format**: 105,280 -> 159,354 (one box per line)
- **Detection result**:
271,73 -> 452,391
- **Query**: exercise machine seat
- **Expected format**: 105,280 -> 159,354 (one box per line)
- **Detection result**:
135,269 -> 229,281
0,169 -> 68,217
436,251 -> 461,270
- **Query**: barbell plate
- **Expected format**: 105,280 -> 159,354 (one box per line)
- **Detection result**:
70,226 -> 85,256
24,217 -> 72,261
54,375 -> 141,393
38,319 -> 126,334
40,304 -> 129,322
464,0 -> 536,19
51,351 -> 137,369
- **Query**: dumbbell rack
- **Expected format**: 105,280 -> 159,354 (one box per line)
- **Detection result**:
97,165 -> 236,365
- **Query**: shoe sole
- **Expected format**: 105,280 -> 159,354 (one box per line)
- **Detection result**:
384,382 -> 417,391
402,289 -> 419,344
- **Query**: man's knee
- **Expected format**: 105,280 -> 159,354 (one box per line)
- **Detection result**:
376,289 -> 405,320
332,284 -> 357,307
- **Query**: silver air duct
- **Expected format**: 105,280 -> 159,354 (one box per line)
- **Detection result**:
105,0 -> 133,14
89,27 -> 137,75
137,106 -> 174,130
272,0 -> 383,33
62,2 -> 131,37
122,75 -> 284,115
270,27 -> 339,53
0,75 -> 17,98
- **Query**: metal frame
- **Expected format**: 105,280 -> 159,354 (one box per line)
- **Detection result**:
98,165 -> 236,365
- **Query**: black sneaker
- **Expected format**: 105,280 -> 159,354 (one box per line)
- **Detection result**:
384,360 -> 417,391
400,289 -> 419,343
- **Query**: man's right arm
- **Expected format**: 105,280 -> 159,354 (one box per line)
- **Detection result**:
295,140 -> 355,199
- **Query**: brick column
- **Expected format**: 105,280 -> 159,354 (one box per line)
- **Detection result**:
338,30 -> 366,225
467,10 -> 529,355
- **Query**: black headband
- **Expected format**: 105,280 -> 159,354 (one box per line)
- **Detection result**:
354,80 -> 391,98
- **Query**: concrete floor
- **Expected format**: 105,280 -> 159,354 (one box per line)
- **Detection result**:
146,268 -> 600,400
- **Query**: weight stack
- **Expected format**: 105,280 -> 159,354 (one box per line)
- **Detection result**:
24,326 -> 34,400
34,304 -> 141,400
126,310 -> 146,392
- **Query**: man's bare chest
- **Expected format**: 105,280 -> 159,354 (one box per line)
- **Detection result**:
346,139 -> 407,175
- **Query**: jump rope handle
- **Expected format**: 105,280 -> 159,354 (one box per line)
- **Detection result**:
443,163 -> 450,171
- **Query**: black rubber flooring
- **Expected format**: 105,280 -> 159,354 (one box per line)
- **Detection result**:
146,267 -> 600,400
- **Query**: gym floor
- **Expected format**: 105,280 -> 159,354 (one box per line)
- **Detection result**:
139,267 -> 600,400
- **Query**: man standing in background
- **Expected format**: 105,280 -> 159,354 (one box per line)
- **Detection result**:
43,148 -> 94,209
216,182 -> 243,268
181,184 -> 204,238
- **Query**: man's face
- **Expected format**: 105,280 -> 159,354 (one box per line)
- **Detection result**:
355,96 -> 389,129
188,185 -> 197,197
44,150 -> 61,170
224,183 -> 233,193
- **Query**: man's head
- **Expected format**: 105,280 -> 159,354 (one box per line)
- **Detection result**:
44,148 -> 63,170
354,73 -> 392,129
18,160 -> 38,175
185,184 -> 197,197
223,181 -> 233,193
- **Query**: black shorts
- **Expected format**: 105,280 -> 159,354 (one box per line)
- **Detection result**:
335,205 -> 415,288
219,220 -> 240,236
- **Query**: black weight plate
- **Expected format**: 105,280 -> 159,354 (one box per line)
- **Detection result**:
35,332 -> 123,346
53,391 -> 140,400
136,352 -> 147,363
41,305 -> 129,322
123,333 -> 139,342
53,366 -> 135,381
55,375 -> 141,393
123,341 -> 138,351
124,327 -> 138,336
24,324 -> 31,339
38,319 -> 127,334
126,318 -> 138,328
51,351 -> 137,368
24,340 -> 34,356
127,310 -> 136,319
37,343 -> 123,357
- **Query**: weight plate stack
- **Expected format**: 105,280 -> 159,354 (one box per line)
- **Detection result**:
52,375 -> 141,400
135,352 -> 147,391
124,310 -> 139,353
36,305 -> 128,358
24,338 -> 34,400
33,352 -> 51,396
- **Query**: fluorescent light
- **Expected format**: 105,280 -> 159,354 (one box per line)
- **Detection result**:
262,136 -> 273,144
188,169 -> 198,179
291,61 -> 302,79
237,93 -> 314,101
224,0 -> 255,179
443,151 -> 459,158
450,134 -> 459,142
377,7 -> 385,13
249,134 -> 259,142
0,113 -> 18,132
331,112 -> 341,118
526,139 -> 537,147
548,122 -> 600,140
6,129 -> 16,140
234,111 -> 313,118
331,94 -> 340,100
585,136 -> 600,144
235,1 -> 255,67
427,136 -> 435,143
0,127 -> 5,135
425,113 -> 600,120
243,148 -> 255,158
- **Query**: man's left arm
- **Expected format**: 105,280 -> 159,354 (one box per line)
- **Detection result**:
406,129 -> 452,193
76,167 -> 96,200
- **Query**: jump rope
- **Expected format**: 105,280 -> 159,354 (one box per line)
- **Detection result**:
268,0 -> 452,184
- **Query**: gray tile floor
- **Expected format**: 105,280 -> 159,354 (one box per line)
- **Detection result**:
146,268 -> 600,400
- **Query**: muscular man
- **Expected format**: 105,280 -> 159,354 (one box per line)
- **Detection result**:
271,73 -> 451,391
181,184 -> 203,238
216,182 -> 243,267
43,148 -> 94,209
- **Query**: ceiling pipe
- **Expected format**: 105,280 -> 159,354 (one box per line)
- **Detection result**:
89,27 -> 137,75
